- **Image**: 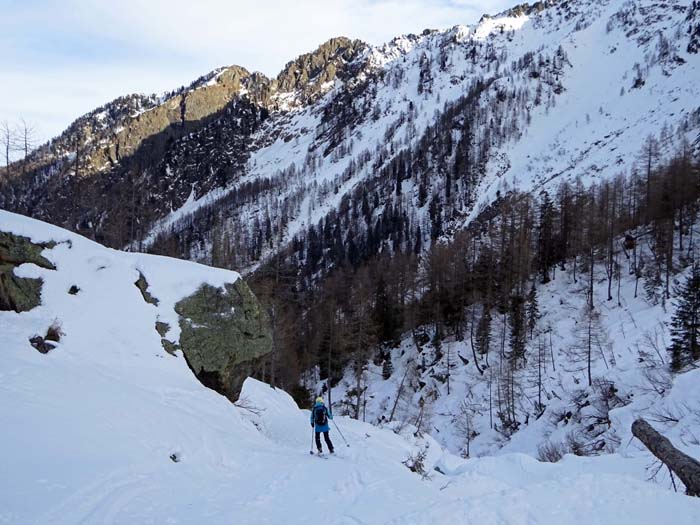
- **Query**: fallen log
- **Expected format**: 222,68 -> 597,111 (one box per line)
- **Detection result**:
632,418 -> 700,497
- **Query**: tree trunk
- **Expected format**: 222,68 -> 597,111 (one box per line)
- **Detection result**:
470,303 -> 484,375
446,341 -> 451,395
389,365 -> 409,423
537,337 -> 542,408
587,310 -> 593,387
354,360 -> 362,420
632,418 -> 700,497
589,246 -> 594,309
549,330 -> 556,372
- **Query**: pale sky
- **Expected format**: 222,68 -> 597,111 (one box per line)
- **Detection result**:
0,0 -> 513,147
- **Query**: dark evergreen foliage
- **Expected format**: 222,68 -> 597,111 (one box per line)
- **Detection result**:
668,264 -> 700,371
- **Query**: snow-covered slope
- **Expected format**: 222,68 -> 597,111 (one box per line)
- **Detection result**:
330,237 -> 700,475
143,0 -> 700,272
2,211 -> 700,523
5,0 -> 698,277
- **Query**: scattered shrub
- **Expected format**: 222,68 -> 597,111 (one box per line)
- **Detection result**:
537,440 -> 568,463
403,448 -> 429,478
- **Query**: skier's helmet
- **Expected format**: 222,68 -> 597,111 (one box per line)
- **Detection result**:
316,396 -> 324,404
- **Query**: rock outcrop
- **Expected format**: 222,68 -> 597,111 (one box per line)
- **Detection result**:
0,232 -> 55,312
130,267 -> 272,400
174,279 -> 272,401
275,37 -> 367,104
3,211 -> 270,401
104,65 -> 256,166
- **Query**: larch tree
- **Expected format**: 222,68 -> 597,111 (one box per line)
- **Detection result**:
569,304 -> 611,387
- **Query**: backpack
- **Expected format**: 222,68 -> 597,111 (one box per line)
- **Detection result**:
314,406 -> 328,426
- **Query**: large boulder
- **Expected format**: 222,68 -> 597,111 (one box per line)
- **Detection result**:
174,278 -> 272,401
0,232 -> 55,312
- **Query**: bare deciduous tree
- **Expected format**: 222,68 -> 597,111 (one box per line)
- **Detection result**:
1,120 -> 14,179
18,119 -> 37,173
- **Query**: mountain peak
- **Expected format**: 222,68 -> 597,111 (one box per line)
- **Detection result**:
274,36 -> 367,99
490,0 -> 557,20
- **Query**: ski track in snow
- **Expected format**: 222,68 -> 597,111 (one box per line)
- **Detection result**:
4,216 -> 700,521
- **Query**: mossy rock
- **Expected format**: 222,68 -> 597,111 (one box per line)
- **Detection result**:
161,338 -> 180,356
155,321 -> 170,337
135,272 -> 159,305
0,232 -> 55,313
155,321 -> 180,355
175,278 -> 272,401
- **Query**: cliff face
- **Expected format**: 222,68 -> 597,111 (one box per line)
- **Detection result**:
104,66 -> 253,166
28,65 -> 258,178
274,37 -> 367,104
5,38 -> 367,180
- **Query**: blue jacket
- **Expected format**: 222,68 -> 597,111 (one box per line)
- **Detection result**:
310,402 -> 333,433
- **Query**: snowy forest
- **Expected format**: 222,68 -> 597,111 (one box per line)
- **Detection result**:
248,135 -> 700,421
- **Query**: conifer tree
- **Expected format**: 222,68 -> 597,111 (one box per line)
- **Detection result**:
537,192 -> 555,283
509,294 -> 527,367
382,353 -> 394,380
668,264 -> 700,371
373,274 -> 396,344
475,306 -> 492,357
526,283 -> 540,339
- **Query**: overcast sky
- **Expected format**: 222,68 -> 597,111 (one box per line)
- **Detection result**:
0,0 -> 513,145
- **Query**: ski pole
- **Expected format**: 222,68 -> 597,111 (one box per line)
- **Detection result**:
310,427 -> 315,455
332,419 -> 350,447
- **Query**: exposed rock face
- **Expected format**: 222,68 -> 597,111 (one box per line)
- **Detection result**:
135,271 -> 159,305
174,279 -> 272,401
29,323 -> 62,354
0,232 -> 55,312
275,37 -> 367,104
132,269 -> 271,398
490,1 -> 553,19
104,65 -> 255,166
0,36 -> 368,248
4,37 -> 366,193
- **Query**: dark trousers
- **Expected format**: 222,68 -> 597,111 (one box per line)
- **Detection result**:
315,431 -> 334,452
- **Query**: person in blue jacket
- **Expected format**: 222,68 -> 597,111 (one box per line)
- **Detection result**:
310,396 -> 334,454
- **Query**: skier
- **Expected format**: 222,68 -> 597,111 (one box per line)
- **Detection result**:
310,396 -> 335,454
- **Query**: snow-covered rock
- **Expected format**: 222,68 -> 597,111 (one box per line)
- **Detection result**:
0,210 -> 271,400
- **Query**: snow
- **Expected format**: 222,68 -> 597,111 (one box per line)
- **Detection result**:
3,211 -> 700,523
470,0 -> 700,216
326,231 -> 700,500
2,210 -> 238,345
473,15 -> 529,41
140,0 -> 700,278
